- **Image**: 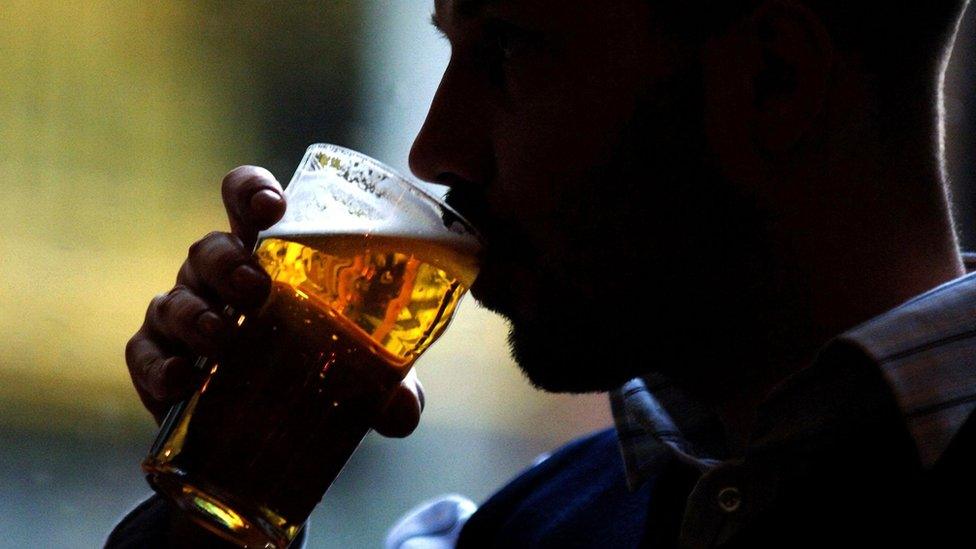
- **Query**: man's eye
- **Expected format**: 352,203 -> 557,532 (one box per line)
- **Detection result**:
490,28 -> 520,61
479,21 -> 536,85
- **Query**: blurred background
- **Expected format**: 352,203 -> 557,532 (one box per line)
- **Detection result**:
0,2 -> 613,547
0,2 -> 973,547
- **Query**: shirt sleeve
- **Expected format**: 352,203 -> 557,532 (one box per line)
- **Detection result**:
104,493 -> 308,549
385,495 -> 477,549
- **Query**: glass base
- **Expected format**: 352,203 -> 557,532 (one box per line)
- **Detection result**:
145,462 -> 301,549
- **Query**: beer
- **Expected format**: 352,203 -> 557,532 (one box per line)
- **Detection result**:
143,232 -> 476,548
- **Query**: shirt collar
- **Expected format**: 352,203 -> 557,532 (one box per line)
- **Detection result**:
609,373 -> 726,491
840,270 -> 976,467
611,270 -> 976,490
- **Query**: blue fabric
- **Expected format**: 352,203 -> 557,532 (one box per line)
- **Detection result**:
455,429 -> 698,548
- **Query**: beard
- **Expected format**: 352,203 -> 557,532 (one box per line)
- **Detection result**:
449,64 -> 789,395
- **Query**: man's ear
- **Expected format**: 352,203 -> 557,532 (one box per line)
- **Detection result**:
704,0 -> 833,161
750,1 -> 833,151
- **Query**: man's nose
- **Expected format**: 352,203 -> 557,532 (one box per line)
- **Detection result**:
409,60 -> 493,188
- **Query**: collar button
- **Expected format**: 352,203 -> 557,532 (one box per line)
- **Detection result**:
717,486 -> 742,513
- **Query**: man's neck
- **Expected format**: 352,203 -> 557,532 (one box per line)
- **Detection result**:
684,111 -> 963,458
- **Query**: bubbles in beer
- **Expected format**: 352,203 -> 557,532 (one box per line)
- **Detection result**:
143,234 -> 472,548
255,235 -> 469,363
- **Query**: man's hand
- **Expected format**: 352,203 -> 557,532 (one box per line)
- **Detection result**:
124,166 -> 424,436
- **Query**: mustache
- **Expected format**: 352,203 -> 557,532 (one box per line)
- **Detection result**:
443,185 -> 488,235
443,184 -> 538,261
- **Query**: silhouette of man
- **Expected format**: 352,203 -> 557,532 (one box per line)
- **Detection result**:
113,1 -> 975,546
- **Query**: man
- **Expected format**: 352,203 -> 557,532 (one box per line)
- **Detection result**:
111,0 -> 975,546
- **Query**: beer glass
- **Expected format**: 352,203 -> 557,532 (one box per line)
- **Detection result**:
142,144 -> 481,548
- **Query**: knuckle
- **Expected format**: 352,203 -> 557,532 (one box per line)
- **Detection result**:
187,233 -> 248,277
125,334 -> 164,391
146,293 -> 168,322
176,261 -> 196,288
124,334 -> 143,370
155,286 -> 183,318
188,231 -> 226,260
148,286 -> 203,330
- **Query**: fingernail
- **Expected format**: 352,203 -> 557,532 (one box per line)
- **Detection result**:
231,265 -> 267,294
196,311 -> 224,337
416,382 -> 426,411
251,189 -> 283,215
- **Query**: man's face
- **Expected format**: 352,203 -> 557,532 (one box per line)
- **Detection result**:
411,0 -> 769,393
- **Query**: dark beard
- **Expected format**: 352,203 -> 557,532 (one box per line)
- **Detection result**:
451,66 -> 788,395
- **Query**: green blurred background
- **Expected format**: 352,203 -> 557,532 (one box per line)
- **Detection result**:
0,2 -> 611,546
0,2 -> 973,547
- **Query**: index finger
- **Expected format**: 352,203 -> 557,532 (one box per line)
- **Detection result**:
221,166 -> 286,249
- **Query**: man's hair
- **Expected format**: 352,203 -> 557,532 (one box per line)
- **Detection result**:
804,2 -> 967,74
654,0 -> 969,142
659,1 -> 968,74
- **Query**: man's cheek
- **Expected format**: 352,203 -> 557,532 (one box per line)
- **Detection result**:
493,186 -> 568,256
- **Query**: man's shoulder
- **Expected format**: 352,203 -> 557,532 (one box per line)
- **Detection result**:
456,428 -> 661,548
473,427 -> 624,508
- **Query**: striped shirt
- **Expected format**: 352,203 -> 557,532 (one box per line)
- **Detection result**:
610,270 -> 976,546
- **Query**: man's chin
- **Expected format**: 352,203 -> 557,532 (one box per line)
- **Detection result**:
469,256 -> 537,321
472,258 -> 652,393
506,321 -> 643,394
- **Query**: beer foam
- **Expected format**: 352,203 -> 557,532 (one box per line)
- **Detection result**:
263,169 -> 480,253
259,166 -> 480,286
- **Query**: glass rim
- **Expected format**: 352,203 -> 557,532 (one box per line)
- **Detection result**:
290,143 -> 484,245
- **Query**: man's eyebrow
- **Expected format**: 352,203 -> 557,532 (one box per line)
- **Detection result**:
455,0 -> 500,16
431,0 -> 502,30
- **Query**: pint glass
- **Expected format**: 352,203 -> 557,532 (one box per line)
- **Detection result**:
142,144 -> 481,548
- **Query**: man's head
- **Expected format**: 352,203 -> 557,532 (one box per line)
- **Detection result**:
410,0 -> 969,395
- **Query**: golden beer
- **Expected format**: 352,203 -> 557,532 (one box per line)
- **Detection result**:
143,232 -> 477,548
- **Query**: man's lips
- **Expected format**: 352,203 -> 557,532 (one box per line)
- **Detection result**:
469,245 -> 541,321
441,187 -> 541,313
470,245 -> 517,312
470,249 -> 499,302
443,187 -> 491,238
